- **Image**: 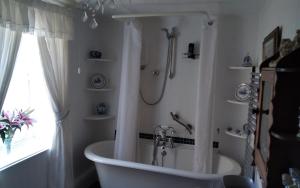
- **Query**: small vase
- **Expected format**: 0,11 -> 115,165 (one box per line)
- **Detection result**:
4,137 -> 13,154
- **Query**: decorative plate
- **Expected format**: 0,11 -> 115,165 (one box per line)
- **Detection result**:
90,74 -> 107,89
235,83 -> 251,101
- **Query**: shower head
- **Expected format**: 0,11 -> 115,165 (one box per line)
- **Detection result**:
161,28 -> 170,38
161,27 -> 177,39
207,20 -> 214,26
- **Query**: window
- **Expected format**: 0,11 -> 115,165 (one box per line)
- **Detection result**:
0,34 -> 55,170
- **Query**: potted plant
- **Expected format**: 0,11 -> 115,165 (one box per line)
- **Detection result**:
0,109 -> 34,153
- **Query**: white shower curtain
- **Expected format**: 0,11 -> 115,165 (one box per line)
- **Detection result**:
114,20 -> 142,162
193,19 -> 218,173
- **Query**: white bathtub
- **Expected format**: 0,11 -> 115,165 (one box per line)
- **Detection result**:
137,139 -> 241,175
84,140 -> 241,188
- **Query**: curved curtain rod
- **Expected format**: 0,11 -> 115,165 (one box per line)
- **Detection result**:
112,11 -> 214,25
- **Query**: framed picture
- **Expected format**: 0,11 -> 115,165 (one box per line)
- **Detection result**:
262,27 -> 282,61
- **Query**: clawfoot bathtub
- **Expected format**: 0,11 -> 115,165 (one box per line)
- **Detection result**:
85,140 -> 229,188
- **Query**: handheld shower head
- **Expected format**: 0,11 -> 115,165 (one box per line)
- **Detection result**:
161,28 -> 170,38
161,27 -> 177,39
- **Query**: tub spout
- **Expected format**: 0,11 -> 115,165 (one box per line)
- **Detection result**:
166,137 -> 174,149
151,135 -> 160,165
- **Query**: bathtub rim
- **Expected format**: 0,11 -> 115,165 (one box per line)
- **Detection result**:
138,138 -> 241,175
84,140 -> 223,181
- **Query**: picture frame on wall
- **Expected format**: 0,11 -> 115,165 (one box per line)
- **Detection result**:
262,26 -> 282,61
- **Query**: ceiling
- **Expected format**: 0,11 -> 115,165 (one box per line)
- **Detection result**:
41,0 -> 260,15
41,0 -> 73,6
42,0 -> 235,4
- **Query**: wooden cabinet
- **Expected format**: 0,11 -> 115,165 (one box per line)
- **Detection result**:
254,48 -> 300,188
254,69 -> 275,187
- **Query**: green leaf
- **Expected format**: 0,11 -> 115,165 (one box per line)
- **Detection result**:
0,132 -> 5,143
0,119 -> 10,124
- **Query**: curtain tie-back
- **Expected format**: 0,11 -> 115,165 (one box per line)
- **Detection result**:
56,110 -> 70,126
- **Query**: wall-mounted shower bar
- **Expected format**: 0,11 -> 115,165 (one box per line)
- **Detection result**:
112,11 -> 213,25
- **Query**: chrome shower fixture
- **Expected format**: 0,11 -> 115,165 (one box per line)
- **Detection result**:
152,125 -> 176,166
140,26 -> 178,105
152,70 -> 160,77
81,0 -> 120,29
161,27 -> 176,40
162,27 -> 177,79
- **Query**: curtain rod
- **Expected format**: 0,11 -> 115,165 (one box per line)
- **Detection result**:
112,11 -> 213,24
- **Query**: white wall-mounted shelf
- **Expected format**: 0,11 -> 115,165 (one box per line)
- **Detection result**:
226,99 -> 248,106
86,88 -> 113,92
228,66 -> 253,70
225,130 -> 247,139
87,58 -> 113,63
84,115 -> 115,121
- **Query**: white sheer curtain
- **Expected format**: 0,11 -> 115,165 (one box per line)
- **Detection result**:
0,0 -> 31,32
31,5 -> 74,40
0,27 -> 22,109
0,0 -> 74,187
193,19 -> 218,173
0,0 -> 26,107
38,36 -> 73,188
114,20 -> 142,162
35,5 -> 73,187
31,7 -> 73,188
0,0 -> 73,39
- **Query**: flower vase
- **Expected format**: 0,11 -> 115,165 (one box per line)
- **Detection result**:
4,137 -> 13,154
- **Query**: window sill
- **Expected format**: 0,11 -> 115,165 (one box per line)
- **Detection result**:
0,138 -> 50,171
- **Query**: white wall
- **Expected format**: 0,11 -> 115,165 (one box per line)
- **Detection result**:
212,10 -> 261,163
255,0 -> 300,62
138,15 -> 202,138
0,152 -> 48,188
69,11 -> 124,188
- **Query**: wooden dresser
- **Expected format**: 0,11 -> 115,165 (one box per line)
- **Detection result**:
254,48 -> 300,188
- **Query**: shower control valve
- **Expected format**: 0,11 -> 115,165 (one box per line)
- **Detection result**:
152,70 -> 160,77
153,125 -> 176,149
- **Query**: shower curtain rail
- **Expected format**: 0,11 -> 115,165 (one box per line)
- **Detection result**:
112,11 -> 213,24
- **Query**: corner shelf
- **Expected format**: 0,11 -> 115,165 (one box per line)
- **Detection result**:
226,99 -> 248,106
87,58 -> 113,63
86,88 -> 113,92
228,66 -> 253,70
225,130 -> 247,139
84,115 -> 115,121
